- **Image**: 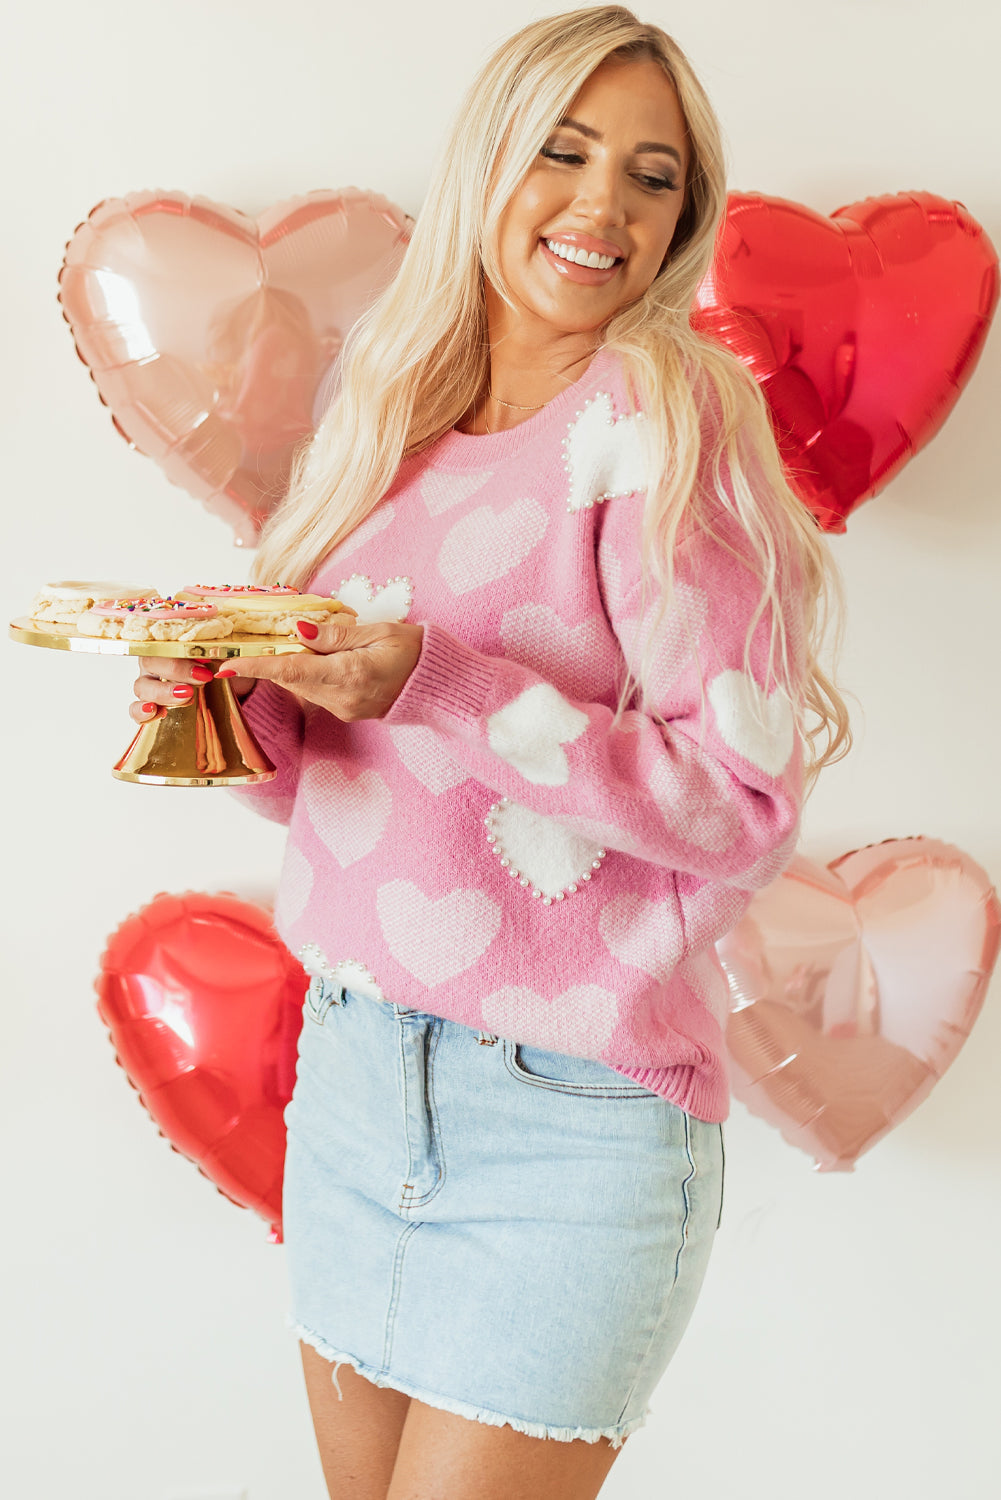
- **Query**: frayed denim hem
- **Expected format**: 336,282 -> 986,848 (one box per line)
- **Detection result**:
289,1317 -> 648,1449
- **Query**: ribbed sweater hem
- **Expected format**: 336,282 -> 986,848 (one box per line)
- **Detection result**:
611,1062 -> 729,1123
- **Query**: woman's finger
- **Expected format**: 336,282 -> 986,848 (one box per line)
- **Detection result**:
132,670 -> 197,704
292,614 -> 364,654
128,698 -> 166,725
130,660 -> 222,723
137,656 -> 218,686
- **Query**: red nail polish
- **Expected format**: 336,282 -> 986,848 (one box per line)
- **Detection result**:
216,667 -> 237,678
141,703 -> 156,714
172,685 -> 193,699
296,619 -> 319,640
190,664 -> 213,682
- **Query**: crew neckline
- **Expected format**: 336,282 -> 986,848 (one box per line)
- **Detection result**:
424,345 -> 617,469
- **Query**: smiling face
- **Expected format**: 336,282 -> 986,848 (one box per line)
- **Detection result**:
488,56 -> 691,346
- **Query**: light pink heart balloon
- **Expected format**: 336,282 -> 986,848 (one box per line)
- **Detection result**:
59,188 -> 411,544
716,838 -> 1000,1171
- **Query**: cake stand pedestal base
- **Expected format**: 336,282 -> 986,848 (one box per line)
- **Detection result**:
113,678 -> 277,786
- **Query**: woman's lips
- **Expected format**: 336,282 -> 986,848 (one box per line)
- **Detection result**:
538,238 -> 623,285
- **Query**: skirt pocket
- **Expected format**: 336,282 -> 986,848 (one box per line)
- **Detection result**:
503,1038 -> 662,1099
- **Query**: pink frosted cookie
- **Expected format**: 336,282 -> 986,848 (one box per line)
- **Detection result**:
29,580 -> 159,627
176,583 -> 356,636
77,597 -> 234,642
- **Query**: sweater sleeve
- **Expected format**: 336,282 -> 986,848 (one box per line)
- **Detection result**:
227,678 -> 305,826
383,485 -> 806,892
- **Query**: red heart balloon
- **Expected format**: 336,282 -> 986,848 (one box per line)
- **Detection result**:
693,192 -> 999,530
717,838 -> 1001,1171
59,189 -> 411,545
96,891 -> 306,1238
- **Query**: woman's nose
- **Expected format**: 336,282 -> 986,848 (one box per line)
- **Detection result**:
571,165 -> 626,228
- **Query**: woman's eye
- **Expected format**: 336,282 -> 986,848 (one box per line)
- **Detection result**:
636,174 -> 681,193
539,149 -> 681,194
540,147 -> 584,165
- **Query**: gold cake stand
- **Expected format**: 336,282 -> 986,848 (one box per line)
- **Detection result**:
9,617 -> 309,787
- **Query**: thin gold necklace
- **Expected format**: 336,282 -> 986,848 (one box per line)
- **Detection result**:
488,389 -> 548,411
487,348 -> 596,413
482,349 -> 596,432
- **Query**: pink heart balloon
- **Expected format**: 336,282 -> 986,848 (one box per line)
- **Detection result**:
59,188 -> 411,544
717,838 -> 1000,1171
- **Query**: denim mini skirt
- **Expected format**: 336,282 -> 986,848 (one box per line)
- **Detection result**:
282,972 -> 724,1447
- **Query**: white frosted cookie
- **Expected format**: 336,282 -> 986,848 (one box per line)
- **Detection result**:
77,598 -> 233,642
30,580 -> 159,627
177,584 -> 356,637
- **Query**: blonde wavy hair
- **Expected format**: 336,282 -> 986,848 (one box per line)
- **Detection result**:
252,4 -> 850,785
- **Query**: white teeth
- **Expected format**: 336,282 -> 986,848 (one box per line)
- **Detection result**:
545,239 -> 617,270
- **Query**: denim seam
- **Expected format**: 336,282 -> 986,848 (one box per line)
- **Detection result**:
502,1040 -> 659,1099
403,1018 -> 446,1209
381,1220 -> 420,1376
396,1020 -> 417,1212
615,1108 -> 697,1426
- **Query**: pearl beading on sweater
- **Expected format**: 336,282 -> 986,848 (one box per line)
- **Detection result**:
484,797 -> 606,903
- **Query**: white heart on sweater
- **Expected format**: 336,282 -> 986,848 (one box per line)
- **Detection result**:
437,497 -> 548,595
647,756 -> 740,854
334,502 -> 396,559
486,682 -> 590,786
564,392 -> 648,512
725,824 -> 800,892
568,815 -> 641,855
487,800 -> 604,897
296,946 -> 387,1004
599,893 -> 685,981
388,725 -> 469,795
330,959 -> 386,1003
376,879 -> 501,986
617,581 -> 708,699
302,760 -> 391,869
675,953 -> 729,1028
481,983 -> 620,1054
336,573 -> 413,624
421,469 -> 493,516
707,669 -> 796,778
499,604 -> 618,700
276,844 -> 314,927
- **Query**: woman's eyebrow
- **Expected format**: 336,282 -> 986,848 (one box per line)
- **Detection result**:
556,116 -> 683,167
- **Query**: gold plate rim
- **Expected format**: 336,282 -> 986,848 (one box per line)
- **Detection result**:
8,618 -> 311,659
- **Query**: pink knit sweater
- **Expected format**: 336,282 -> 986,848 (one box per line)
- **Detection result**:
235,348 -> 805,1122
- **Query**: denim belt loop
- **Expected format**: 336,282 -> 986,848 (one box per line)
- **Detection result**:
477,1030 -> 498,1046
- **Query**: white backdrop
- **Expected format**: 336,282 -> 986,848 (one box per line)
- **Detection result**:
2,2 -> 999,1496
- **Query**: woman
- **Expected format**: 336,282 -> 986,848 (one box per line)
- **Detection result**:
132,8 -> 848,1497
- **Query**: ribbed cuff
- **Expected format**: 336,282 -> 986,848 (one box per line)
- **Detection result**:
241,678 -> 298,748
385,622 -> 497,730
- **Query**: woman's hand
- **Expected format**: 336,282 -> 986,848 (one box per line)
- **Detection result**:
128,617 -> 423,725
129,656 -> 254,725
215,616 -> 423,722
